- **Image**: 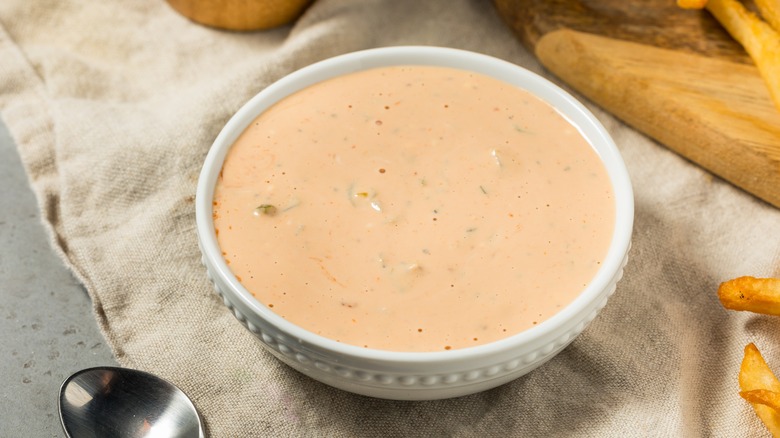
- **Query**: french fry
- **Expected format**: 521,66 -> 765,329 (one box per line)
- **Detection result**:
677,0 -> 708,9
705,0 -> 780,112
677,0 -> 709,9
741,389 -> 780,411
718,276 -> 780,315
740,344 -> 780,436
755,0 -> 780,32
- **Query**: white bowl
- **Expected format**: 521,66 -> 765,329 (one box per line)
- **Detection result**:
196,46 -> 633,400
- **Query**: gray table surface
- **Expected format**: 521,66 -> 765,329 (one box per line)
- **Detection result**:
0,118 -> 117,437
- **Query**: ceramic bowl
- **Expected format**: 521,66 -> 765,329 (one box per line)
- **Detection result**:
196,46 -> 633,400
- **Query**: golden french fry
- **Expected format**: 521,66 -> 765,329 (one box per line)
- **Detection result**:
755,0 -> 780,32
741,389 -> 780,411
705,0 -> 780,112
740,344 -> 780,392
718,276 -> 780,315
740,343 -> 780,437
677,0 -> 708,9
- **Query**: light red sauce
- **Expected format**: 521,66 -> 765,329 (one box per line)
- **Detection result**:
213,66 -> 615,352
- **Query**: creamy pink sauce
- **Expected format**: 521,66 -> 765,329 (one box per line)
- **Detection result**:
213,66 -> 615,352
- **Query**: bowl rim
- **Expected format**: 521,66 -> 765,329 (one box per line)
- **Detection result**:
196,45 -> 634,364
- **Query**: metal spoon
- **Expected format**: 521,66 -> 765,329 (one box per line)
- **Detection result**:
58,366 -> 205,438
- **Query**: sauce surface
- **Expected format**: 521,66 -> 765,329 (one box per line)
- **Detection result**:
213,66 -> 615,352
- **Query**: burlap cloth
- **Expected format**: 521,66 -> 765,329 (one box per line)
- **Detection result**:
2,0 -> 780,436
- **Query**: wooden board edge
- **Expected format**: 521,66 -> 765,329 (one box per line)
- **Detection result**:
535,28 -> 780,209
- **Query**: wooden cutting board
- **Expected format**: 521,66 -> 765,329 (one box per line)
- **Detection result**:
495,0 -> 780,208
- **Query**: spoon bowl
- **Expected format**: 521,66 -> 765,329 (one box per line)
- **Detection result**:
58,366 -> 204,438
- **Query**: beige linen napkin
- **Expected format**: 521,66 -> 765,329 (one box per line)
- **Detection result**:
2,0 -> 780,436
